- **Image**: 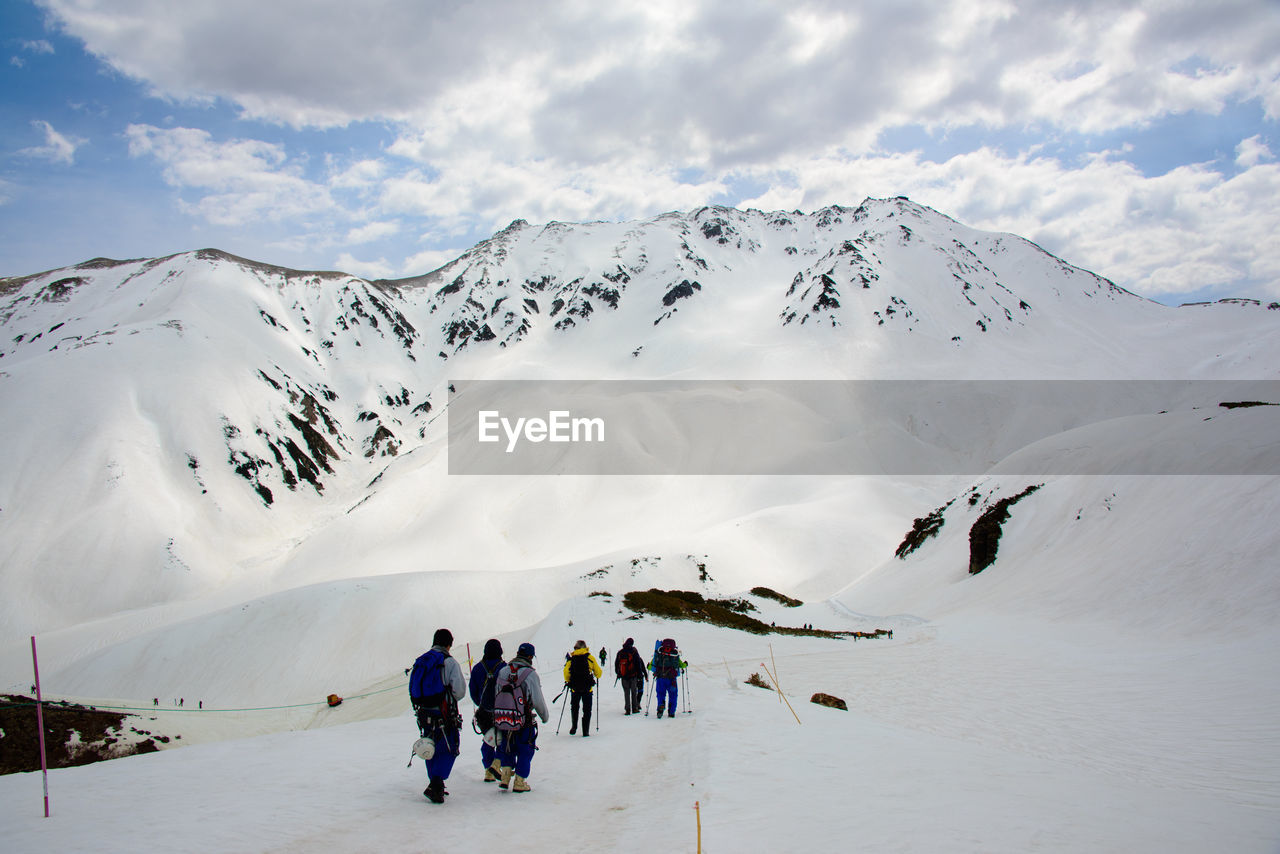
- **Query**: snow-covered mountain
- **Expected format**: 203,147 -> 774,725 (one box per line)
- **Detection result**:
2,198 -> 1280,850
1,196 -> 1278,683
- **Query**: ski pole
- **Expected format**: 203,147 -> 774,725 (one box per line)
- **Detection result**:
644,671 -> 655,716
555,683 -> 568,735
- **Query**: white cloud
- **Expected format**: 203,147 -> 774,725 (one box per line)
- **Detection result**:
21,39 -> 55,55
377,154 -> 726,236
344,220 -> 398,244
333,252 -> 395,280
125,124 -> 335,226
20,120 -> 83,165
40,0 -> 1280,153
1236,135 -> 1274,168
328,158 -> 385,190
401,247 -> 467,276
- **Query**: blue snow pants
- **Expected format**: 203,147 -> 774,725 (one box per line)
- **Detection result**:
496,726 -> 538,778
416,708 -> 460,781
655,676 -> 678,715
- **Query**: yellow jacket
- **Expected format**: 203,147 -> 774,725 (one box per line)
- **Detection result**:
563,647 -> 603,691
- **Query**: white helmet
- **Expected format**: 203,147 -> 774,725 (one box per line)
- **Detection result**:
412,737 -> 435,761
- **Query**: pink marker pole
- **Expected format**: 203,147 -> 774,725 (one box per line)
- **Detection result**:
30,635 -> 50,817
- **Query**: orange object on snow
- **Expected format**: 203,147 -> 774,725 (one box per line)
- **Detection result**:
327,693 -> 343,707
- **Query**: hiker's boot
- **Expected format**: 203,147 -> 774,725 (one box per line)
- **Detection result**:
424,777 -> 445,804
483,765 -> 498,782
582,715 -> 591,736
512,775 -> 531,793
656,707 -> 664,719
499,766 -> 514,790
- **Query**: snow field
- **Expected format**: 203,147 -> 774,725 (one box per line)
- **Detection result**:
5,603 -> 1277,852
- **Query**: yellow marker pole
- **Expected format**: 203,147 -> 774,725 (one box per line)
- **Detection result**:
695,801 -> 702,853
31,636 -> 50,817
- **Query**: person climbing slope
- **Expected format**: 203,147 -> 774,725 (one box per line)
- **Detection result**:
613,637 -> 647,715
468,638 -> 506,782
493,642 -> 550,793
648,637 -> 686,719
409,628 -> 467,803
562,639 -> 603,736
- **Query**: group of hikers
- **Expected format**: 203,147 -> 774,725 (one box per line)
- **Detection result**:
409,629 -> 687,803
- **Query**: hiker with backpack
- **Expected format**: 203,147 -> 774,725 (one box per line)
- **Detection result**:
409,628 -> 467,804
468,638 -> 507,782
562,640 -> 603,736
492,642 -> 550,793
614,637 -> 648,715
648,637 -> 686,719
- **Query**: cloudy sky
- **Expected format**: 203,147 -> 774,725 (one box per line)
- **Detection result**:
2,0 -> 1278,304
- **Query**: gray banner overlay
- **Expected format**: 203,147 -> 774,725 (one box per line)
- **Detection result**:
447,380 -> 1280,475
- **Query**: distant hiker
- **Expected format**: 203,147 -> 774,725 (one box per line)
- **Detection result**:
468,638 -> 507,782
599,646 -> 607,665
409,628 -> 467,804
614,637 -> 648,715
563,640 -> 603,736
493,642 -> 550,793
648,638 -> 687,719
153,698 -> 158,706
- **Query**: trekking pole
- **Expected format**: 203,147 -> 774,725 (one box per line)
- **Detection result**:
684,668 -> 693,714
555,684 -> 569,735
644,673 -> 655,716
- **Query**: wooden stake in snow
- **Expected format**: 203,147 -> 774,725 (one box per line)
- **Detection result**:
31,635 -> 50,818
759,659 -> 802,725
769,644 -> 782,704
695,801 -> 702,853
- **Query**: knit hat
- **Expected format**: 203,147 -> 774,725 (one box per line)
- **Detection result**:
517,642 -> 536,659
623,638 -> 634,648
432,628 -> 453,648
483,638 -> 503,659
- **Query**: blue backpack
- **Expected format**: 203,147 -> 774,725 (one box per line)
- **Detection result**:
410,649 -> 453,717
